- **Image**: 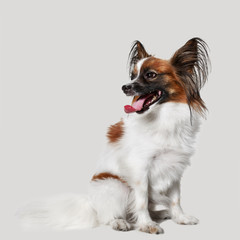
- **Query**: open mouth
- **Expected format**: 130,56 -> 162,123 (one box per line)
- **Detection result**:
124,90 -> 162,114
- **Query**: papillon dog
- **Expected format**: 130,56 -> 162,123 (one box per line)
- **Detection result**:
19,38 -> 210,234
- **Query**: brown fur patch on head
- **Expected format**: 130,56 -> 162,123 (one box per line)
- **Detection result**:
140,57 -> 188,103
107,120 -> 124,143
92,172 -> 127,185
141,57 -> 172,74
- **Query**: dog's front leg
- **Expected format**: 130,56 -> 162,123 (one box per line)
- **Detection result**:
132,176 -> 164,234
168,181 -> 199,225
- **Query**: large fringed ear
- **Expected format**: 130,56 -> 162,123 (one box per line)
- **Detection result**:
171,38 -> 210,89
128,41 -> 151,77
170,38 -> 210,115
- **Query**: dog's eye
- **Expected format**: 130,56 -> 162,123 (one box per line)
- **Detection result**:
145,71 -> 157,79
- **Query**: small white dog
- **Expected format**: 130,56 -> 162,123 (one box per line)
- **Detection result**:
19,38 -> 210,234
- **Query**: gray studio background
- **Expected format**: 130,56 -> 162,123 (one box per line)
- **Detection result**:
1,0 -> 239,239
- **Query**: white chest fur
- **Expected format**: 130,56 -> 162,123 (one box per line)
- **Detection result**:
97,102 -> 200,194
122,102 -> 200,191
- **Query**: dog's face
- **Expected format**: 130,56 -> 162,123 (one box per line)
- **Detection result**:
122,38 -> 210,115
122,57 -> 186,114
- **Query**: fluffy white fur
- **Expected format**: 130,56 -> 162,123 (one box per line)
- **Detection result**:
94,102 -> 200,232
18,101 -> 201,234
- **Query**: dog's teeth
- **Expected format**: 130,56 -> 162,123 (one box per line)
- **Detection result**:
152,96 -> 156,102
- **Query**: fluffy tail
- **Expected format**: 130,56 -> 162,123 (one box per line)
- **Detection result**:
16,194 -> 99,230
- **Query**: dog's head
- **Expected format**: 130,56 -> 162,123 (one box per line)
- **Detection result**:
122,38 -> 210,115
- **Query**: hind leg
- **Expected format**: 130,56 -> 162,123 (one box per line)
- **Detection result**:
89,178 -> 132,231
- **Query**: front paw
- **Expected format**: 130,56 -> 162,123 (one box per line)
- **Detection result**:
139,221 -> 164,234
110,219 -> 131,231
173,214 -> 199,225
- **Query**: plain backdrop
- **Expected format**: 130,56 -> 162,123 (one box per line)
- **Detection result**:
0,0 -> 239,239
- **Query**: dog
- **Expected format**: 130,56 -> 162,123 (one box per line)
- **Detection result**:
18,38 -> 210,234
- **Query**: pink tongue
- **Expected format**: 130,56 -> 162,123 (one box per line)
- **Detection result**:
124,96 -> 148,113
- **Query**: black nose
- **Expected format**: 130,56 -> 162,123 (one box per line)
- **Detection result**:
122,84 -> 132,93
